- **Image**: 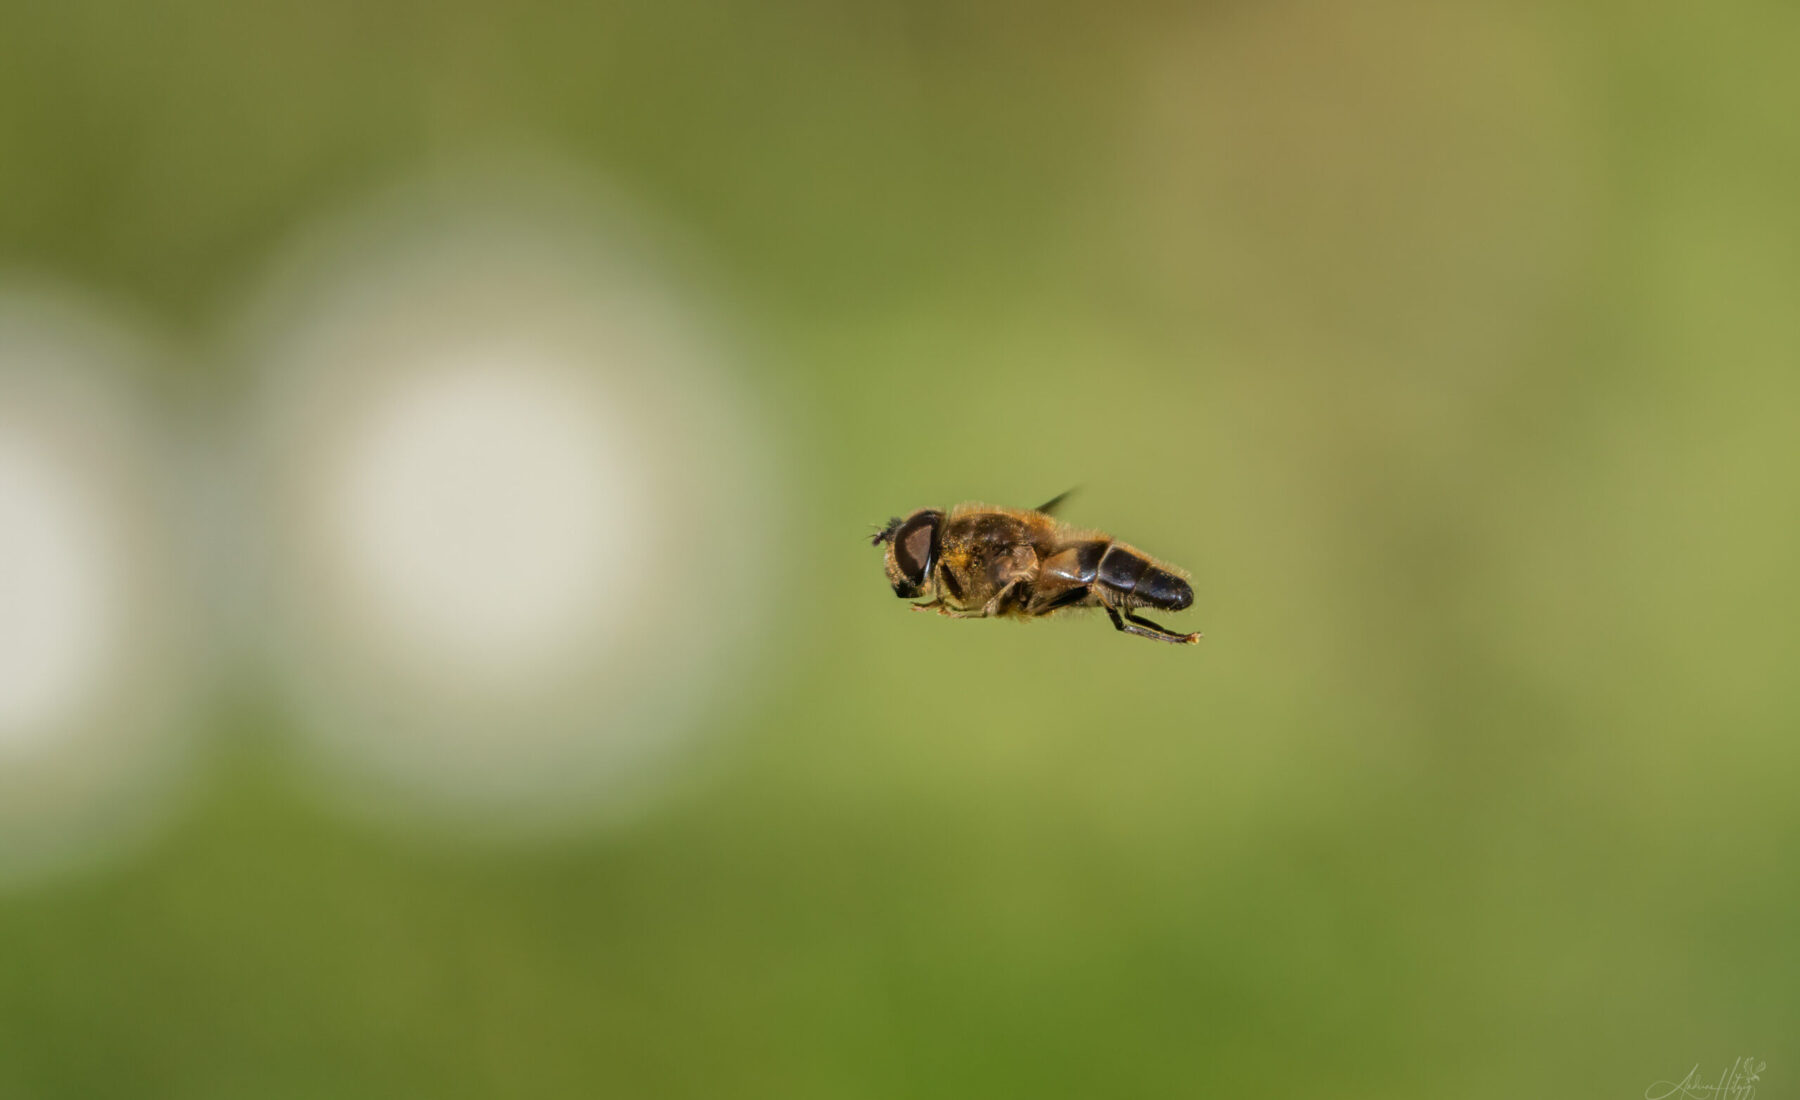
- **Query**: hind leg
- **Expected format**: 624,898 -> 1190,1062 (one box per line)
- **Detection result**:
1105,605 -> 1202,645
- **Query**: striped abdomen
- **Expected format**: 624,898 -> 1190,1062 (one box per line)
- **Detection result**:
1044,539 -> 1192,611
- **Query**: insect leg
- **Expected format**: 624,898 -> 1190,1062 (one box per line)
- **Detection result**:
1123,608 -> 1202,645
941,578 -> 1023,618
1104,604 -> 1198,644
1029,584 -> 1093,615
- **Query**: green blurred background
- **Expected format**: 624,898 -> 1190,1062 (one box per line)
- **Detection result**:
3,0 -> 1798,1096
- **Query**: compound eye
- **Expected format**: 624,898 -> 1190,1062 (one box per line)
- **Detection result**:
890,510 -> 941,588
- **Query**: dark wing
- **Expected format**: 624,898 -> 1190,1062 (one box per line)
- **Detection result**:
1032,488 -> 1078,516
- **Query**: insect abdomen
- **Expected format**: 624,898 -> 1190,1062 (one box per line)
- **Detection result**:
1096,544 -> 1193,611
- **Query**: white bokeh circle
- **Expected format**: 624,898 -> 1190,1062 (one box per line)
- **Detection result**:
237,172 -> 777,837
0,288 -> 205,886
0,430 -> 113,748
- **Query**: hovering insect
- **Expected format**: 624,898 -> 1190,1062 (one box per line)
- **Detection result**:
870,492 -> 1202,645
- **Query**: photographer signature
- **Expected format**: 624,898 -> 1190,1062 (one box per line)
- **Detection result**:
1646,1058 -> 1765,1100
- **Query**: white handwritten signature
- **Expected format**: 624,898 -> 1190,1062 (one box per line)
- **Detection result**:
1646,1058 -> 1765,1100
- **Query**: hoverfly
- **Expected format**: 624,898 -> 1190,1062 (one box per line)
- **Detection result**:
871,492 -> 1202,645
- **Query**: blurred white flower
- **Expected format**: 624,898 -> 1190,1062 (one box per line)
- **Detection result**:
0,288 -> 205,887
235,168 -> 779,838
